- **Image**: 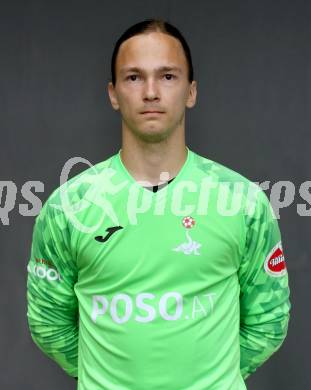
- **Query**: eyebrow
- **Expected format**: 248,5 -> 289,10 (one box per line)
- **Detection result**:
119,66 -> 183,75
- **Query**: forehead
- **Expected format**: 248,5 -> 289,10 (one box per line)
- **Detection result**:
116,32 -> 188,73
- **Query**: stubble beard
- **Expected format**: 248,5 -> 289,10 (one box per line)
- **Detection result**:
133,125 -> 173,143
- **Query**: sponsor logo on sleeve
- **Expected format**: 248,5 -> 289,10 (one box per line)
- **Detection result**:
27,257 -> 62,282
264,242 -> 287,277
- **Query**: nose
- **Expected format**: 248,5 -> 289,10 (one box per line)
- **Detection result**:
143,77 -> 159,101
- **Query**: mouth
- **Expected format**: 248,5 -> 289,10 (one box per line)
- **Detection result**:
140,111 -> 165,115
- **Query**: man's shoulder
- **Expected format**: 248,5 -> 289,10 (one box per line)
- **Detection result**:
40,153 -> 118,217
193,150 -> 256,187
192,150 -> 270,209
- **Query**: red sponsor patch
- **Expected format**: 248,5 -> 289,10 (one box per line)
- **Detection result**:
264,242 -> 287,277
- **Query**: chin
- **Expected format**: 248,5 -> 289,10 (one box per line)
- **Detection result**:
138,132 -> 169,144
134,127 -> 171,144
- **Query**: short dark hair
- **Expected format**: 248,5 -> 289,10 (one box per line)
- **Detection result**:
110,19 -> 194,86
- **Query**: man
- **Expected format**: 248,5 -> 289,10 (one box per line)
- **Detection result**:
27,19 -> 290,389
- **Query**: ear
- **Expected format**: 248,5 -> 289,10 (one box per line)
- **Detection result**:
108,81 -> 120,110
186,80 -> 197,108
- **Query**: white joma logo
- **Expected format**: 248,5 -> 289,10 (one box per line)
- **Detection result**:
173,231 -> 201,255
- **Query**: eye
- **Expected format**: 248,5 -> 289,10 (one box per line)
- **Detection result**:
126,74 -> 140,81
163,74 -> 176,80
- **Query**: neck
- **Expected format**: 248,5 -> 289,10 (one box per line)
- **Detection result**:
120,125 -> 187,186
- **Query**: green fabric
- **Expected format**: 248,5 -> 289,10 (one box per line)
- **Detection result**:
27,148 -> 290,389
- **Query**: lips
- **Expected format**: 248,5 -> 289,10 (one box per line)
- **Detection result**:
140,109 -> 165,114
140,111 -> 165,116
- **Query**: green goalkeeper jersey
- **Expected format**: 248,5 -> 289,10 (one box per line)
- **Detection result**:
27,147 -> 290,390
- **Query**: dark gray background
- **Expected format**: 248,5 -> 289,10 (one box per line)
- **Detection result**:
0,0 -> 310,388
